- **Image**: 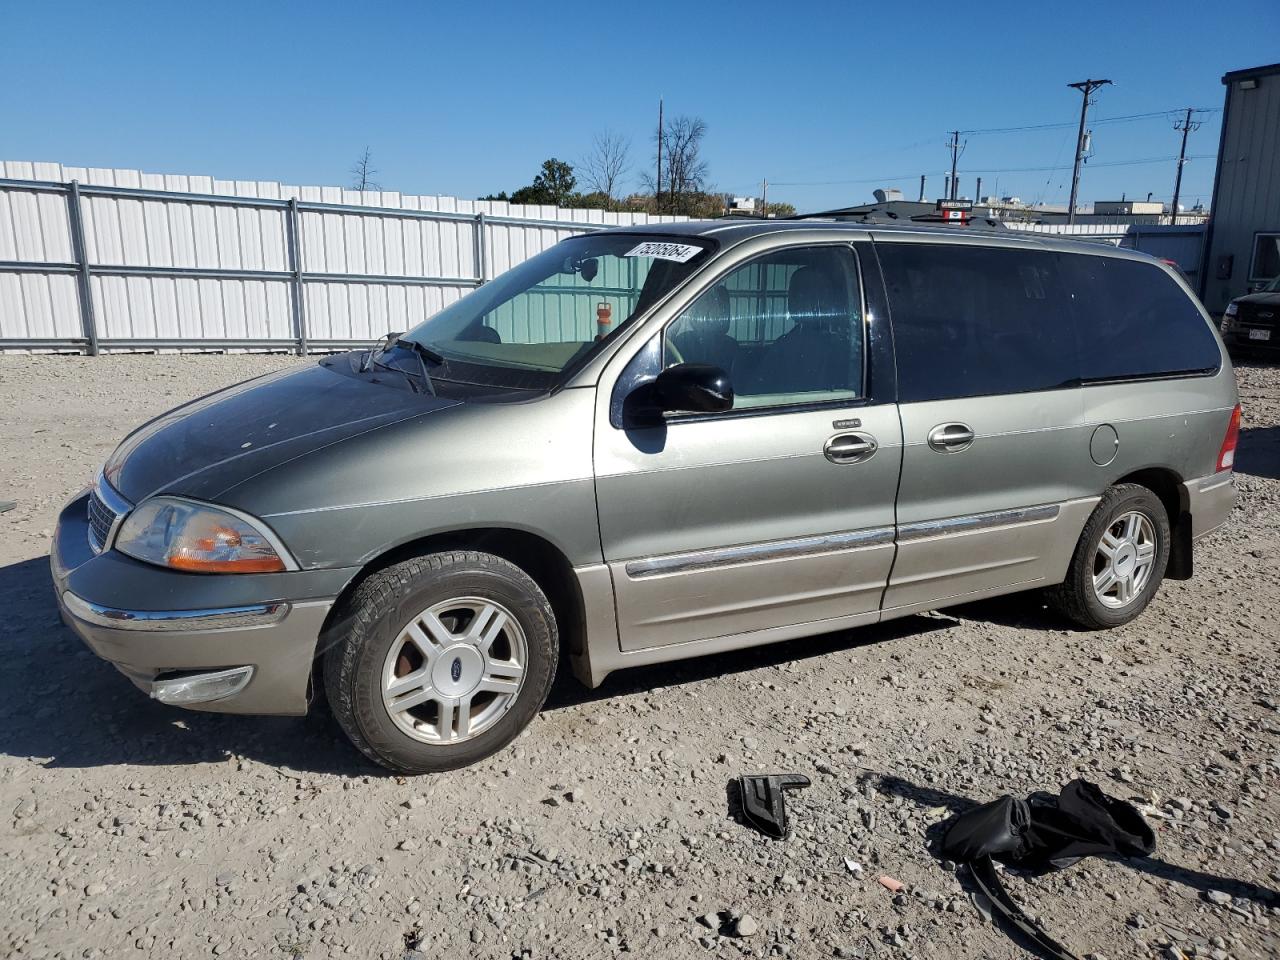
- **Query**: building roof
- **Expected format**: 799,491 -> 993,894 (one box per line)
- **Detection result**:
1222,62 -> 1280,84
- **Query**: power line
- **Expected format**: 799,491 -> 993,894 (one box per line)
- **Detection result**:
959,107 -> 1220,137
771,152 -> 1216,188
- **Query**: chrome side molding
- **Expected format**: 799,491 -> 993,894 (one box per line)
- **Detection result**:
898,504 -> 1060,542
62,593 -> 290,632
625,527 -> 895,579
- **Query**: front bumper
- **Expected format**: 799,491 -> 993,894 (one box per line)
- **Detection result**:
52,492 -> 355,715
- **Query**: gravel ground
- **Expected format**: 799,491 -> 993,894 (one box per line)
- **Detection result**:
0,353 -> 1277,960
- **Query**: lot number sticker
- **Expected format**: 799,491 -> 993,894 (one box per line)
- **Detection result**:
625,241 -> 703,263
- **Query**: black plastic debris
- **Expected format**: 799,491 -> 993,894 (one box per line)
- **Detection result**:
939,779 -> 1157,960
734,773 -> 810,839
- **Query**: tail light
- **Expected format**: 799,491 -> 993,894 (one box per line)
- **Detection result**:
1216,404 -> 1241,472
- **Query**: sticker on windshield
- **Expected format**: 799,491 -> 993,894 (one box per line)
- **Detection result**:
624,241 -> 702,263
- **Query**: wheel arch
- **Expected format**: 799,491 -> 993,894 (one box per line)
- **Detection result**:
1111,466 -> 1193,580
320,527 -> 588,673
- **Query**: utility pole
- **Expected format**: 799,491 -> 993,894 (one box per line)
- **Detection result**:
1170,107 -> 1202,225
1066,78 -> 1111,224
655,97 -> 664,214
947,130 -> 963,200
918,174 -> 926,202
760,178 -> 768,216
975,176 -> 983,203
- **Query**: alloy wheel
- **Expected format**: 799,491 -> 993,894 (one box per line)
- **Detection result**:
1092,511 -> 1158,609
380,597 -> 527,744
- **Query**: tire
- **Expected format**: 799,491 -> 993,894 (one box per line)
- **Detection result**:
322,551 -> 558,774
1049,483 -> 1171,630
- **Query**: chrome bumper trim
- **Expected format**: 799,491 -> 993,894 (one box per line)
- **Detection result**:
625,526 -> 896,579
897,503 -> 1060,542
62,593 -> 290,632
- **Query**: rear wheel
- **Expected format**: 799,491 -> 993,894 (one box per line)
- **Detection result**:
323,551 -> 558,774
1049,483 -> 1171,630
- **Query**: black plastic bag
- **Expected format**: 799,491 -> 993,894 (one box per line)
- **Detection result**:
941,778 -> 1154,871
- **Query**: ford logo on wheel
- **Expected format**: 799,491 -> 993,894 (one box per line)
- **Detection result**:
450,657 -> 462,683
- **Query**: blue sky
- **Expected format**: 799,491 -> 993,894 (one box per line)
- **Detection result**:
3,0 -> 1277,211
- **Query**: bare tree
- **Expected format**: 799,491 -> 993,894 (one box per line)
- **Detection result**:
581,130 -> 631,199
646,115 -> 709,212
350,147 -> 380,192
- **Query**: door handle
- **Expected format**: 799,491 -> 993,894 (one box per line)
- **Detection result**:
824,432 -> 878,464
927,422 -> 975,453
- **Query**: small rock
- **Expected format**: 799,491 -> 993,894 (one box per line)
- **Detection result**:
1205,890 -> 1232,906
398,839 -> 419,852
84,882 -> 107,897
733,915 -> 759,938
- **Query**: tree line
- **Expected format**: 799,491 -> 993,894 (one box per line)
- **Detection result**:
352,117 -> 794,218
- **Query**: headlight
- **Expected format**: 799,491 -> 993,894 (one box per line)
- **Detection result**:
115,498 -> 290,573
1225,302 -> 1238,317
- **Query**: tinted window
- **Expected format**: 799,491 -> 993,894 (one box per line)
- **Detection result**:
664,246 -> 864,409
878,243 -> 1078,403
1252,232 -> 1280,282
1063,253 -> 1220,381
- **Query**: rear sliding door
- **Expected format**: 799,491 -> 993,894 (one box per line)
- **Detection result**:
875,237 -> 1100,614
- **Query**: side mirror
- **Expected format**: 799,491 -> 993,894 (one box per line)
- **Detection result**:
651,363 -> 734,414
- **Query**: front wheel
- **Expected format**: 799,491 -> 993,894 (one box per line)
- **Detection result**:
323,551 -> 558,774
1049,483 -> 1171,630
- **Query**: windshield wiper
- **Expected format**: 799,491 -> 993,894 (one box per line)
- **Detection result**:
393,337 -> 443,396
395,337 -> 446,365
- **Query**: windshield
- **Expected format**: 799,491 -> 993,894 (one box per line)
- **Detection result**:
1263,275 -> 1280,293
401,233 -> 714,390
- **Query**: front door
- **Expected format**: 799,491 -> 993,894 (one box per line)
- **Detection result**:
594,242 -> 902,652
874,237 -> 1097,614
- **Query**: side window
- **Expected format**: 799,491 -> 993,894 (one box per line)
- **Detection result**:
878,242 -> 1078,403
1063,254 -> 1220,381
663,246 -> 864,409
1251,232 -> 1280,282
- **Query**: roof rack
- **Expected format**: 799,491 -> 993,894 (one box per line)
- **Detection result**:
786,207 -> 1008,230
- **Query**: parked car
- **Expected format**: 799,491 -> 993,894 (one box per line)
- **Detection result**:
52,221 -> 1240,774
1220,274 -> 1280,355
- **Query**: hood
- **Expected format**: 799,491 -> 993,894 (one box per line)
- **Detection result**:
106,361 -> 460,504
1236,291 -> 1280,307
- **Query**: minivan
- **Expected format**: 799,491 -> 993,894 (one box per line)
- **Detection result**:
52,220 -> 1240,774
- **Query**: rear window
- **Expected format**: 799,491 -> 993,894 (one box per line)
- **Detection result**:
1061,254 -> 1221,382
877,243 -> 1079,403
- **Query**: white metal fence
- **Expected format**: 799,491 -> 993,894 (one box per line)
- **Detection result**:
0,161 -> 685,354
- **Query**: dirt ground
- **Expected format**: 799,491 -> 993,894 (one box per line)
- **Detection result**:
0,353 -> 1277,960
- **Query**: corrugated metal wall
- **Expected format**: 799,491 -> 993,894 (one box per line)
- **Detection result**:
1202,67 -> 1280,313
0,161 -> 684,351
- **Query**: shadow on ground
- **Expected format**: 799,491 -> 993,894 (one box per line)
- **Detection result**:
1236,426 -> 1280,481
0,554 -> 979,775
